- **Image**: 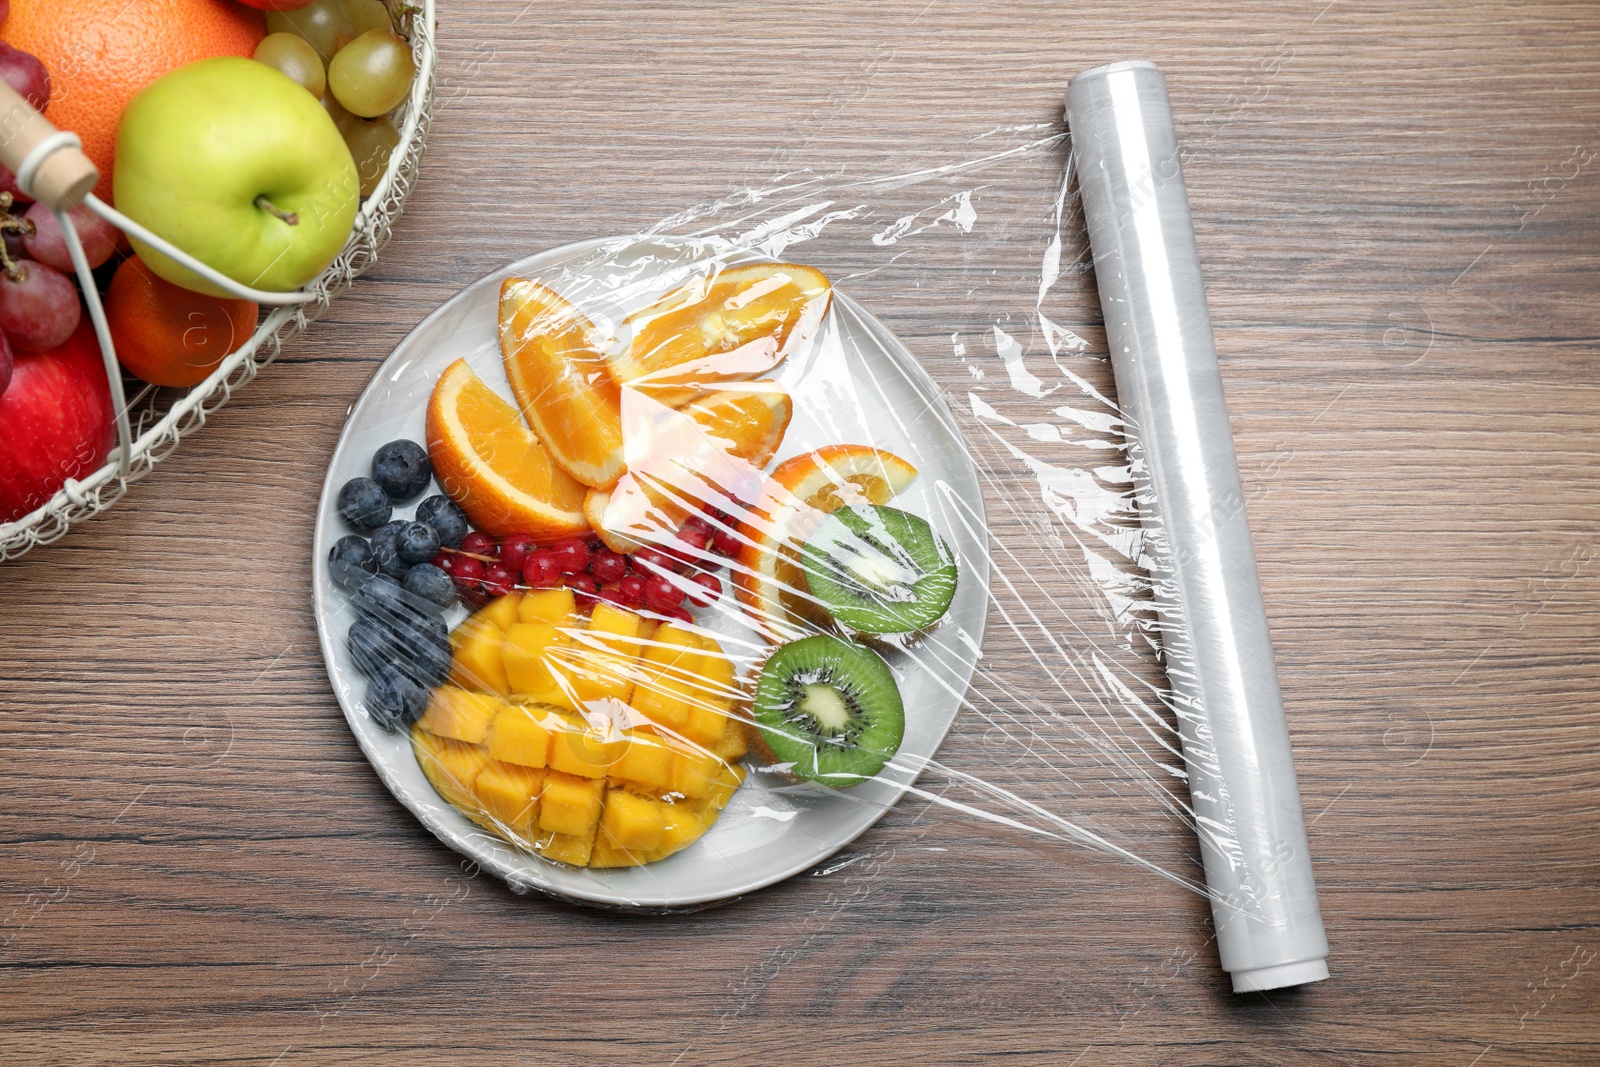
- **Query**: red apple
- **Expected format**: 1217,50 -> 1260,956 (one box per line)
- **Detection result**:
0,319 -> 115,523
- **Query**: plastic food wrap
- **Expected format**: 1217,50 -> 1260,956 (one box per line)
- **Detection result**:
313,76 -> 1326,991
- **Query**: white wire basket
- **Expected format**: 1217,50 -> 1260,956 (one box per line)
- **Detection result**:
0,0 -> 437,562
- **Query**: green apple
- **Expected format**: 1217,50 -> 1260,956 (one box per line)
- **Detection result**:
114,57 -> 359,297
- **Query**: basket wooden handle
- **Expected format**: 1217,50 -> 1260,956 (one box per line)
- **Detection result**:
0,80 -> 98,211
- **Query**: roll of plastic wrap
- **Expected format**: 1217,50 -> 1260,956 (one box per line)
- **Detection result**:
1065,61 -> 1330,993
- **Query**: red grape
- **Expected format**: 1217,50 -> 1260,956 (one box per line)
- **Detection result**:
522,550 -> 560,589
483,563 -> 516,598
0,165 -> 29,205
498,533 -> 537,573
618,574 -> 646,608
0,43 -> 49,111
0,260 -> 79,352
644,574 -> 683,612
459,531 -> 496,557
687,572 -> 722,608
0,328 -> 12,398
22,202 -> 118,272
550,537 -> 591,574
588,546 -> 627,584
0,2 -> 10,29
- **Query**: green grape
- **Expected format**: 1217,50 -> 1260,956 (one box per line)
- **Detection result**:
345,116 -> 401,198
321,88 -> 360,136
266,0 -> 357,63
254,33 -> 326,98
328,29 -> 414,118
342,0 -> 392,36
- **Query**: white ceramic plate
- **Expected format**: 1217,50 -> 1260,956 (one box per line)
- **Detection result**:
311,237 -> 988,908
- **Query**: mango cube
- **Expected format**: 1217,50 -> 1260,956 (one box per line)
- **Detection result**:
501,622 -> 573,706
652,803 -> 706,859
538,770 -> 605,837
669,745 -> 720,799
518,587 -> 576,625
547,712 -> 623,779
412,729 -> 491,811
600,789 -> 667,851
485,704 -> 553,768
472,760 -> 544,836
479,592 -> 523,631
610,731 -> 675,792
417,686 -> 499,744
449,615 -> 508,695
537,829 -> 596,867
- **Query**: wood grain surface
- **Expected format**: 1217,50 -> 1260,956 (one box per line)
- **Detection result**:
4,2 -> 1599,1064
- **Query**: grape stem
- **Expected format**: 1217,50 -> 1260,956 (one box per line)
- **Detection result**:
254,196 -> 299,226
0,191 -> 34,282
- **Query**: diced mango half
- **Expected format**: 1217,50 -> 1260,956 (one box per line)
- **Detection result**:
422,596 -> 750,867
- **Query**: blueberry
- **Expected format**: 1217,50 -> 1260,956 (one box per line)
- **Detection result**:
415,494 -> 469,548
372,440 -> 432,503
354,572 -> 429,623
348,616 -> 400,678
367,664 -> 428,730
389,608 -> 449,652
403,562 -> 455,608
369,520 -> 409,578
329,535 -> 377,591
337,477 -> 391,531
396,520 -> 440,566
404,631 -> 453,687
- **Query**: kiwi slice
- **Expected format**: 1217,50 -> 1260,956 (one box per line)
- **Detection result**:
799,504 -> 958,634
750,634 -> 905,788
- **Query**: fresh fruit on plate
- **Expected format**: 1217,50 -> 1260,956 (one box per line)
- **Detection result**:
499,278 -> 626,490
425,358 -> 589,541
114,57 -> 359,296
4,0 -> 267,203
748,634 -> 904,788
800,503 -> 958,635
416,591 -> 749,866
0,319 -> 115,523
587,383 -> 792,554
609,262 -> 832,407
104,256 -> 259,387
733,445 -> 920,637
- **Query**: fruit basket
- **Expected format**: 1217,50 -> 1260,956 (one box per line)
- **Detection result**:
0,0 -> 437,562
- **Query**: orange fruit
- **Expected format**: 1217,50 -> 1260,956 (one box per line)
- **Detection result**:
732,445 -> 919,637
587,383 -> 793,554
105,256 -> 258,387
499,278 -> 626,490
5,0 -> 267,203
610,263 -> 831,407
425,358 -> 589,541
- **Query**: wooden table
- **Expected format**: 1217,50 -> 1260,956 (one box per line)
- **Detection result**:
4,2 -> 1597,1063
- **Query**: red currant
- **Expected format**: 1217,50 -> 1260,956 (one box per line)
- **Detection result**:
659,605 -> 694,624
484,564 -> 516,598
682,514 -> 710,535
675,522 -> 712,560
618,574 -> 647,607
550,537 -> 591,574
589,546 -> 628,584
522,551 -> 561,589
687,572 -> 722,608
460,531 -> 497,558
644,573 -> 683,612
565,571 -> 600,595
499,534 -> 538,573
633,546 -> 679,576
431,551 -> 456,575
712,528 -> 742,556
452,556 -> 485,590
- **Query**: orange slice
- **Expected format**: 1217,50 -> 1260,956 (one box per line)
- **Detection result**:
732,445 -> 919,637
500,278 -> 626,489
425,358 -> 589,541
587,383 -> 794,554
609,263 -> 831,408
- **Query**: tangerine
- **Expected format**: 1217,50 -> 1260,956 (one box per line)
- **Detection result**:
4,0 -> 266,202
106,256 -> 259,387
